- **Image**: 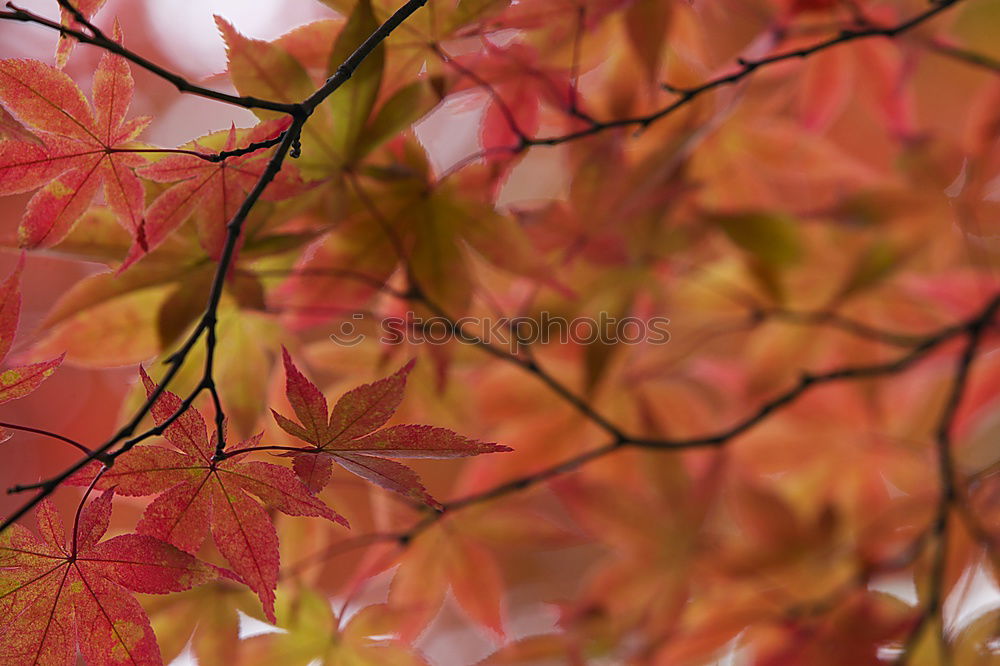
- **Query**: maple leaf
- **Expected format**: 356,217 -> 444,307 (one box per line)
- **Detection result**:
0,260 -> 62,421
69,367 -> 347,622
125,119 -> 304,270
0,488 -> 218,665
243,589 -> 429,666
451,41 -> 574,158
272,349 -> 512,506
0,102 -> 42,146
55,0 -> 110,67
388,500 -> 576,642
0,31 -> 151,250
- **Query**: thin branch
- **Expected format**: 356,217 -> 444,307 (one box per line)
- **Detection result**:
755,307 -> 942,348
0,421 -> 95,458
895,300 -> 997,664
106,133 -> 288,163
380,291 -> 1000,545
520,0 -> 964,149
841,2 -> 1000,75
0,3 -> 301,115
216,444 -> 315,461
925,38 -> 1000,73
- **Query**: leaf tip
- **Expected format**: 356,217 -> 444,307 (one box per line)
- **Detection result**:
138,364 -> 156,395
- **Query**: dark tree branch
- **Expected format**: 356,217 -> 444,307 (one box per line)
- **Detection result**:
0,3 -> 301,115
512,0 -> 965,149
0,421 -> 94,457
895,299 -> 997,664
378,291 -> 1000,547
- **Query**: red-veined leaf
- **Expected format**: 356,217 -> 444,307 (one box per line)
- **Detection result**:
272,351 -> 511,505
0,40 -> 151,249
68,367 -> 347,622
0,488 -> 218,665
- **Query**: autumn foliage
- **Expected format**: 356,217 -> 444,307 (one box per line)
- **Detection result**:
0,0 -> 999,664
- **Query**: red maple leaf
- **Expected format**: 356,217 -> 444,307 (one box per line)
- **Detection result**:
452,41 -> 574,158
124,119 -> 305,270
69,367 -> 346,622
0,259 -> 62,435
0,102 -> 42,146
272,349 -> 512,507
0,27 -> 150,250
0,488 -> 218,665
55,0 -> 110,67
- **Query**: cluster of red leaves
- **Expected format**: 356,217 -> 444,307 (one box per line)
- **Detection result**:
0,33 -> 304,269
0,488 -> 217,665
0,32 -> 151,251
68,367 -> 346,622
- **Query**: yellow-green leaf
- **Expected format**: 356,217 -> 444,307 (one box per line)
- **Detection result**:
326,0 -> 384,164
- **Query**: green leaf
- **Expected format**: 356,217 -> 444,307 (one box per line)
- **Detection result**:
357,80 -> 437,158
953,0 -> 1000,60
326,0 -> 384,164
156,266 -> 214,350
834,240 -> 900,302
411,204 -> 473,316
711,211 -> 802,268
447,0 -> 511,34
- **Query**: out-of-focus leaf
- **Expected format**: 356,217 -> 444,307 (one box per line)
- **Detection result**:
326,0 -> 384,164
710,210 -> 802,268
624,0 -> 672,84
798,46 -> 853,132
834,239 -> 900,302
156,266 -> 214,349
29,284 -> 173,367
953,608 -> 1000,666
244,589 -> 428,666
357,80 -> 437,158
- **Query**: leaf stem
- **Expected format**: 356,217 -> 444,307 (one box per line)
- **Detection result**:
0,421 -> 94,457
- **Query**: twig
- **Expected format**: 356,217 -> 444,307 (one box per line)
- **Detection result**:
522,0 -> 964,149
0,3 -> 301,115
383,291 -> 1000,547
0,421 -> 95,458
895,298 -> 998,665
925,39 -> 1000,73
